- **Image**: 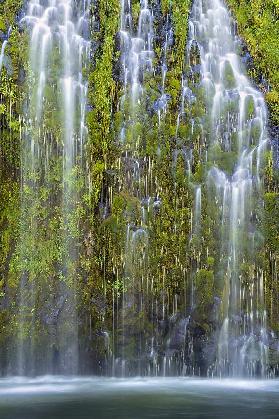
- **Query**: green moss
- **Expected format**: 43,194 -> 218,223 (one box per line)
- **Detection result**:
226,0 -> 279,123
245,95 -> 256,119
266,90 -> 279,122
263,192 -> 279,253
194,269 -> 214,311
208,143 -> 237,174
172,0 -> 191,76
0,0 -> 277,370
222,61 -> 236,89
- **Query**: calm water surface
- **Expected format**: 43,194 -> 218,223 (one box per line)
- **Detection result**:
0,377 -> 278,418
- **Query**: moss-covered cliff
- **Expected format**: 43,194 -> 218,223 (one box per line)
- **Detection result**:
0,0 -> 278,375
226,0 -> 279,124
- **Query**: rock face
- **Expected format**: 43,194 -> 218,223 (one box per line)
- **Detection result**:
270,125 -> 279,169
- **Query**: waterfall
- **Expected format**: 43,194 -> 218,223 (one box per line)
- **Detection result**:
16,0 -> 90,375
114,0 -> 154,376
193,186 -> 201,236
0,27 -> 11,75
188,0 -> 269,377
0,0 -> 274,379
0,41 -> 8,75
119,0 -> 153,115
157,15 -> 172,125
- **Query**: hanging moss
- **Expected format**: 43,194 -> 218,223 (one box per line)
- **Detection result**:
172,0 -> 191,76
226,0 -> 279,124
264,193 -> 279,253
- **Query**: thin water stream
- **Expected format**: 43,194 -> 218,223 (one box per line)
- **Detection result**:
188,0 -> 269,377
115,0 -> 155,376
17,0 -> 90,376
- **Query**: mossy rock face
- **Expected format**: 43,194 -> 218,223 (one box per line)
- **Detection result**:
226,0 -> 279,124
226,91 -> 240,115
266,90 -> 279,125
208,143 -> 237,174
264,193 -> 279,253
194,269 -> 214,318
244,94 -> 256,120
189,41 -> 201,67
222,60 -> 236,90
240,262 -> 256,285
0,0 -> 278,375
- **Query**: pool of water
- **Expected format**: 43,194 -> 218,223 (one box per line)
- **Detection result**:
0,377 -> 278,418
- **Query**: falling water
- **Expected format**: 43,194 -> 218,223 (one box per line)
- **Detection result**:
114,0 -> 154,376
0,41 -> 8,75
0,27 -> 12,75
59,0 -> 90,375
120,0 -> 153,109
156,15 -> 172,125
189,0 -> 269,377
193,185 -> 201,236
1,0 -> 272,379
17,0 -> 90,375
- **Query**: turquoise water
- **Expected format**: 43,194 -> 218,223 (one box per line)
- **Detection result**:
0,377 -> 278,418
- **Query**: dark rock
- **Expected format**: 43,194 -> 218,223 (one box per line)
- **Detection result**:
269,124 -> 279,169
168,317 -> 189,351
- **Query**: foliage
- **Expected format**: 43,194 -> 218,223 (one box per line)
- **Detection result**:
226,0 -> 279,123
0,0 -> 278,373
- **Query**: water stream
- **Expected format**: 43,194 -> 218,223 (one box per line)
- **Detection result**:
0,40 -> 8,75
0,27 -> 12,75
17,0 -> 90,375
188,0 -> 269,376
114,0 -> 154,376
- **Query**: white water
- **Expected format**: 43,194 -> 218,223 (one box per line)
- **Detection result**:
157,15 -> 172,125
193,185 -> 201,236
0,27 -> 12,75
115,0 -> 155,376
17,0 -> 90,375
3,0 -> 272,380
1,375 -> 278,393
189,0 -> 269,377
0,40 -> 8,75
120,0 -> 153,109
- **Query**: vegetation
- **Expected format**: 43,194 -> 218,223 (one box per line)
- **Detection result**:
227,0 -> 279,124
0,0 -> 278,374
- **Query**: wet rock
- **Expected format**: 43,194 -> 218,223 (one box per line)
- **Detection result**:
18,67 -> 26,84
189,40 -> 201,66
3,55 -> 13,76
192,64 -> 201,75
168,317 -> 189,351
91,295 -> 107,315
153,93 -> 171,113
43,295 -> 67,326
159,319 -> 169,336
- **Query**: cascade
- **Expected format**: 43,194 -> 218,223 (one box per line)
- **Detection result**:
0,27 -> 11,75
156,15 -> 172,125
16,0 -> 90,375
188,0 -> 269,377
0,43 -> 7,76
193,186 -> 201,237
0,41 -> 7,77
113,0 -> 155,377
0,0 -> 275,381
